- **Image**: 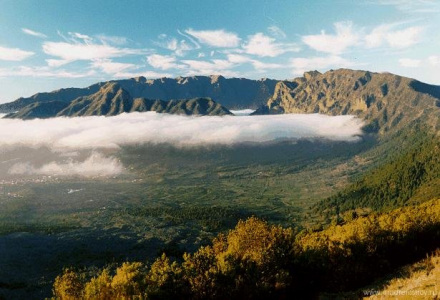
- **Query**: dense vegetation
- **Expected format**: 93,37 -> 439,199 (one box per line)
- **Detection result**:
51,198 -> 440,299
317,130 -> 440,214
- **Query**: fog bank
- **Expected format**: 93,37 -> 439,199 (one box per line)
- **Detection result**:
0,112 -> 363,151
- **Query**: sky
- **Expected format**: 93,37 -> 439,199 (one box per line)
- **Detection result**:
0,0 -> 439,103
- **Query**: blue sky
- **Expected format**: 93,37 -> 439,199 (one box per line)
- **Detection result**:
0,0 -> 439,102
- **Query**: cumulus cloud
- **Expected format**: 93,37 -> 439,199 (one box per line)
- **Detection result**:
22,28 -> 47,38
365,25 -> 423,49
302,21 -> 359,54
90,59 -> 137,74
0,46 -> 34,61
243,33 -> 299,57
303,21 -> 424,54
147,54 -> 182,70
180,59 -> 238,76
428,55 -> 440,66
185,29 -> 241,48
155,32 -> 200,56
0,113 -> 363,152
291,55 -> 355,75
9,152 -> 123,177
398,58 -> 421,68
226,54 -> 282,71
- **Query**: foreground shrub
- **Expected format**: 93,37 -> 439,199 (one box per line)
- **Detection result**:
51,200 -> 440,299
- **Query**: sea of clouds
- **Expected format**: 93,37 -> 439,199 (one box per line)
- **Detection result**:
0,112 -> 364,177
0,112 -> 363,150
8,152 -> 123,177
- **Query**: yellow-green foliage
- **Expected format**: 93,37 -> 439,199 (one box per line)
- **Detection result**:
300,200 -> 440,250
52,268 -> 84,300
110,262 -> 145,299
51,200 -> 440,299
146,253 -> 186,299
83,269 -> 113,300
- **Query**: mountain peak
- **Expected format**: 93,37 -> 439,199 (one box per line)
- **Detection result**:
303,70 -> 321,80
254,69 -> 440,134
210,75 -> 225,84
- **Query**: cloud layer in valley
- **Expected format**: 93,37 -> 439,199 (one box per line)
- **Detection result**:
8,152 -> 123,177
0,113 -> 363,152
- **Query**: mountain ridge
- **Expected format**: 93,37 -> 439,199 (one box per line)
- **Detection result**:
5,82 -> 233,119
3,69 -> 440,133
253,69 -> 440,134
0,75 -> 279,113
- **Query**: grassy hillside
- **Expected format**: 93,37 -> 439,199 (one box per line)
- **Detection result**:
362,250 -> 440,299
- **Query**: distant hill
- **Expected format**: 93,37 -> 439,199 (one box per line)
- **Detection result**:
0,84 -> 104,113
5,82 -> 232,119
253,69 -> 440,134
0,75 -> 278,113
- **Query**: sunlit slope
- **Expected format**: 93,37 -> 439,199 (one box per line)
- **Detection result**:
363,251 -> 440,300
0,75 -> 278,113
6,82 -> 232,119
255,69 -> 440,135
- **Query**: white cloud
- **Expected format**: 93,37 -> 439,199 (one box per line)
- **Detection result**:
0,66 -> 95,78
398,58 -> 421,67
268,25 -> 287,39
22,28 -> 47,38
226,54 -> 282,71
43,41 -> 144,63
303,21 -> 424,53
251,60 -> 282,71
0,46 -> 34,61
372,0 -> 440,13
365,24 -> 423,49
108,70 -> 172,79
68,32 -> 93,43
185,29 -> 241,48
147,54 -> 182,70
0,113 -> 363,152
226,54 -> 252,64
156,34 -> 197,56
90,59 -> 136,74
42,32 -> 148,66
291,55 -> 355,75
428,55 -> 440,66
181,59 -> 237,76
302,21 -> 359,54
46,59 -> 71,67
9,152 -> 123,177
243,33 -> 299,57
96,34 -> 128,45
385,26 -> 423,48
